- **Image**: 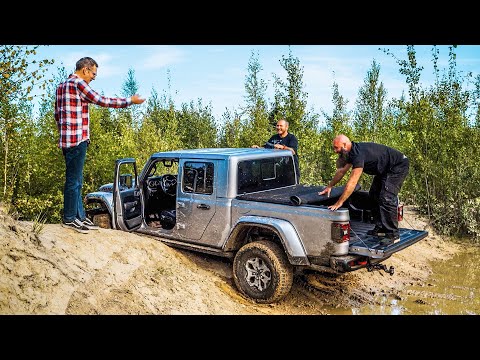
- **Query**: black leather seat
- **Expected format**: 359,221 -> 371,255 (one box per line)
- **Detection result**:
160,210 -> 176,230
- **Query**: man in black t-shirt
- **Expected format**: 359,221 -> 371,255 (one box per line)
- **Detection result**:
252,119 -> 300,182
319,134 -> 409,244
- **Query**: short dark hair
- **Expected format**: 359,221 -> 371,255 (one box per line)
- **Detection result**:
75,57 -> 98,71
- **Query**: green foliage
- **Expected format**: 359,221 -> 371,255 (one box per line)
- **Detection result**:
353,60 -> 388,142
316,82 -> 354,186
0,45 -> 55,211
0,45 -> 55,103
238,51 -> 272,148
272,46 -> 308,129
178,100 -> 218,149
217,109 -> 244,148
322,82 -> 352,136
4,44 -> 480,244
120,67 -> 143,124
121,68 -> 139,97
384,45 -> 479,238
461,197 -> 480,243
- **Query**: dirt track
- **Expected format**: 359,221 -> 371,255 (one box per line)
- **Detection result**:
0,205 -> 463,315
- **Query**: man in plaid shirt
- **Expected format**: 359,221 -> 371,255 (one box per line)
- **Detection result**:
55,57 -> 145,233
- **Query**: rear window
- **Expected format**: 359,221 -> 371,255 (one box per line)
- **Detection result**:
237,156 -> 296,194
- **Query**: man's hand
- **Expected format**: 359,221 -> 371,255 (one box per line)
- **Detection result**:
131,94 -> 146,104
318,186 -> 331,197
328,201 -> 344,211
251,145 -> 260,148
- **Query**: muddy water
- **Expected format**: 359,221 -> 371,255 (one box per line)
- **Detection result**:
333,245 -> 480,315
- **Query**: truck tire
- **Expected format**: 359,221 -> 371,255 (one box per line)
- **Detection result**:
93,213 -> 112,229
233,240 -> 293,304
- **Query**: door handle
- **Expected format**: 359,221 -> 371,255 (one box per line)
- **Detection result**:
197,204 -> 210,210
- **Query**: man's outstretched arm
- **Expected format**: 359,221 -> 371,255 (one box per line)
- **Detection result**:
328,167 -> 363,211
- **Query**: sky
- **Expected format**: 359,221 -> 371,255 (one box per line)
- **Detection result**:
34,45 -> 480,120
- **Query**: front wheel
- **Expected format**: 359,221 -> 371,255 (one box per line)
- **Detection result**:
233,240 -> 293,304
92,213 -> 112,229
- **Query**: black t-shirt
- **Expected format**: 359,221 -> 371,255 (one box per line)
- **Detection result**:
264,133 -> 300,180
346,141 -> 405,176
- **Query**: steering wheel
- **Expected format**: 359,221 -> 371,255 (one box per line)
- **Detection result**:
161,174 -> 177,196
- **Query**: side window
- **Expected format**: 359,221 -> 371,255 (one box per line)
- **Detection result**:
182,162 -> 214,194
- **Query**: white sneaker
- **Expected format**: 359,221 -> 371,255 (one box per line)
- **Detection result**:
62,219 -> 89,234
81,217 -> 100,230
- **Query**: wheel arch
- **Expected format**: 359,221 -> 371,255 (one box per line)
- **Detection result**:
84,193 -> 113,228
225,215 -> 309,266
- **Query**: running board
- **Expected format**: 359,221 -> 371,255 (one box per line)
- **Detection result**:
158,237 -> 235,259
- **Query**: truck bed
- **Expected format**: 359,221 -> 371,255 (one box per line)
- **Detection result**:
237,184 -> 428,260
236,184 -> 356,206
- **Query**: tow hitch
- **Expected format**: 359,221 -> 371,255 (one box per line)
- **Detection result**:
367,263 -> 394,276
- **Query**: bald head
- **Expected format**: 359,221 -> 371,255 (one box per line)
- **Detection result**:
332,134 -> 352,154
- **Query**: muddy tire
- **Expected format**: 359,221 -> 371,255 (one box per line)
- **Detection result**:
233,240 -> 293,304
92,213 -> 112,229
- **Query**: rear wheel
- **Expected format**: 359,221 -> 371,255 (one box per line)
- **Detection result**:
92,213 -> 112,229
233,240 -> 293,304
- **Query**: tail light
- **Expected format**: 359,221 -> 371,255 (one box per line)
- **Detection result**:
398,203 -> 404,222
331,222 -> 350,243
348,257 -> 368,267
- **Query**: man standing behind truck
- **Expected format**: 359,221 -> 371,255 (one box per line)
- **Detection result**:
319,134 -> 409,245
251,118 -> 301,182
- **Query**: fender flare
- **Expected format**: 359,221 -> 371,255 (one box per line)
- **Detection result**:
84,192 -> 113,217
226,215 -> 309,266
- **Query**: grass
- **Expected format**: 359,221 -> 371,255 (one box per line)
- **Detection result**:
32,211 -> 48,236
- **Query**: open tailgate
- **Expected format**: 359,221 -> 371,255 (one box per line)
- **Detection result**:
348,222 -> 428,259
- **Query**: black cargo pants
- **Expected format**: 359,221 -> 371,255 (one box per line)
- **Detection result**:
369,156 -> 409,235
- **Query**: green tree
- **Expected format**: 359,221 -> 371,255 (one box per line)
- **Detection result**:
14,67 -> 66,221
272,46 -> 307,129
384,45 -> 479,240
0,45 -> 54,208
270,47 -> 324,185
353,60 -> 388,142
178,99 -> 218,149
317,81 -> 354,185
118,67 -> 143,128
138,87 -> 182,164
217,109 -> 244,148
239,50 -> 271,148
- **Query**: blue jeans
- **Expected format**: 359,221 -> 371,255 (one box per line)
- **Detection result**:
62,141 -> 88,222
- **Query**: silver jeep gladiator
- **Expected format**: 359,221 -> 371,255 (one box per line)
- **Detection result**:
85,147 -> 428,303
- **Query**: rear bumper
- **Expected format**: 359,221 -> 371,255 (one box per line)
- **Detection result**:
329,254 -> 391,273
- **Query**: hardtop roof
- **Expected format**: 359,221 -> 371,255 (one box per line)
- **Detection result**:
150,147 -> 291,161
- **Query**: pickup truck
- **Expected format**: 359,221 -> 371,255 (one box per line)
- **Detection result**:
84,147 -> 428,304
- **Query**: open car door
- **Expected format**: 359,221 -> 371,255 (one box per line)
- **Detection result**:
113,158 -> 143,231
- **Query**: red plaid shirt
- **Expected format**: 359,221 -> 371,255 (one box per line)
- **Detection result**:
54,74 -> 132,148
